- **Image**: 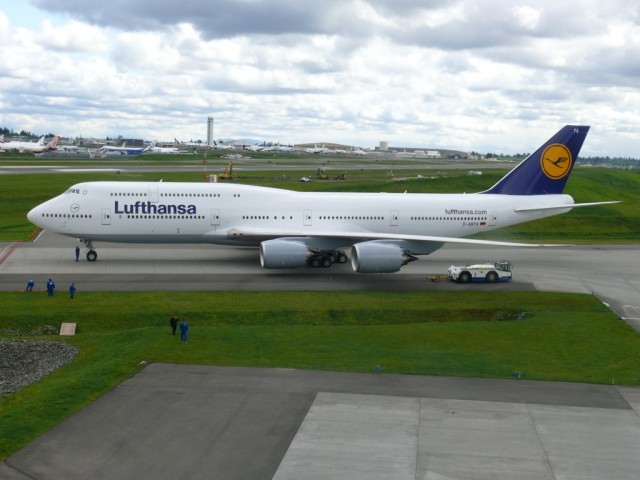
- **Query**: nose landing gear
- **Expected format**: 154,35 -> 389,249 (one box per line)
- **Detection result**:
81,239 -> 98,261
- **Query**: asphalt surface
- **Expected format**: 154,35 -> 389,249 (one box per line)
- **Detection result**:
2,234 -> 640,479
2,232 -> 640,328
3,365 -> 640,480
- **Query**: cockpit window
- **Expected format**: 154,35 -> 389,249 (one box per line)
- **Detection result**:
65,188 -> 81,194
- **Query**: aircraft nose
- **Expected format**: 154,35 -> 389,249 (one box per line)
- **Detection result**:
27,204 -> 42,226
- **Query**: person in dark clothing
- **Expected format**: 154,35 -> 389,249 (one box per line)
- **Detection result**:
179,320 -> 189,344
26,279 -> 35,292
75,246 -> 80,262
69,283 -> 77,299
170,316 -> 178,335
46,278 -> 55,296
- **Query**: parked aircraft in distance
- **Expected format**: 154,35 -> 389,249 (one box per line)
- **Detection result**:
303,144 -> 331,154
147,142 -> 180,154
0,135 -> 59,153
211,140 -> 235,151
98,143 -> 150,155
58,142 -> 83,152
28,126 -> 618,272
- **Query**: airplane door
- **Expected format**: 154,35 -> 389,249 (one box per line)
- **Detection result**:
148,184 -> 159,203
101,208 -> 111,225
211,209 -> 220,226
489,211 -> 498,226
303,209 -> 312,226
390,210 -> 399,227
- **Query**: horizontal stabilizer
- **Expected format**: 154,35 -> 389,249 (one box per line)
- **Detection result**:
515,200 -> 620,213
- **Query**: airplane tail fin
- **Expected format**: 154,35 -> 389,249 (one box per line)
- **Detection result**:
47,136 -> 60,149
482,125 -> 589,195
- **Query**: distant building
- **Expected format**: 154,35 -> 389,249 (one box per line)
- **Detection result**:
207,117 -> 214,147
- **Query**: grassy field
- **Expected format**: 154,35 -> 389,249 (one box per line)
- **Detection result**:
1,161 -> 638,242
2,290 -> 640,459
1,161 -> 639,459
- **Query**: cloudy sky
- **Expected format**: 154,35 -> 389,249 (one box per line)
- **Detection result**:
0,0 -> 638,156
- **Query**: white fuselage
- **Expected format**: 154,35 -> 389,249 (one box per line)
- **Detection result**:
0,139 -> 54,153
27,181 -> 572,250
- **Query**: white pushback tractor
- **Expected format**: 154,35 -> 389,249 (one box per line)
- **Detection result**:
448,261 -> 512,283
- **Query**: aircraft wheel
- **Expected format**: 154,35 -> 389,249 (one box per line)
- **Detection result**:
459,271 -> 471,283
87,250 -> 98,262
337,252 -> 348,263
486,271 -> 498,283
310,257 -> 321,268
321,257 -> 332,268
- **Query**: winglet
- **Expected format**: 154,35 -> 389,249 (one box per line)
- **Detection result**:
482,125 -> 589,195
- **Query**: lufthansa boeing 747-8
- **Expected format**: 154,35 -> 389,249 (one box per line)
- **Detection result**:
27,126 -> 618,273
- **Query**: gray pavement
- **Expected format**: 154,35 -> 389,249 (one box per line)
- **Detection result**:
3,235 -> 640,479
3,365 -> 640,480
2,232 -> 640,329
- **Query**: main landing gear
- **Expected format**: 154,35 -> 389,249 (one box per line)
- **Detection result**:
307,249 -> 348,268
82,239 -> 98,262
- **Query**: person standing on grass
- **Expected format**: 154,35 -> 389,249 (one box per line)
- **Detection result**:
170,315 -> 179,335
179,319 -> 189,344
46,278 -> 55,296
69,282 -> 77,299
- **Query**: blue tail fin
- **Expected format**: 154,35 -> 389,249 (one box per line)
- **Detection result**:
482,125 -> 589,195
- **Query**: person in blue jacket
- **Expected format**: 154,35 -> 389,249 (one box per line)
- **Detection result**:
69,283 -> 77,299
179,320 -> 189,344
46,278 -> 55,296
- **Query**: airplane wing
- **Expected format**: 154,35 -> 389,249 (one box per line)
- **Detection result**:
221,226 -> 566,248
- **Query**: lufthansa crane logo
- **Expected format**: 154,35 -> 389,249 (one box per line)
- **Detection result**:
541,144 -> 572,180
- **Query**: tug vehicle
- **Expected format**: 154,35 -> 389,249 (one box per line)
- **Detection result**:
448,261 -> 512,283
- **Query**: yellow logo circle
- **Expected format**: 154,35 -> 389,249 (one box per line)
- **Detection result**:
541,144 -> 572,179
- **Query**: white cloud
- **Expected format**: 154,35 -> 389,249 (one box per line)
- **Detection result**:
0,0 -> 636,156
512,6 -> 541,31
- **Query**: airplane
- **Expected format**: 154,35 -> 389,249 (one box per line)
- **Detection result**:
98,142 -> 150,155
0,135 -> 59,153
243,144 -> 266,152
304,144 -> 331,154
211,140 -> 236,151
351,147 -> 368,156
27,125 -> 619,272
58,141 -> 84,152
147,142 -> 180,154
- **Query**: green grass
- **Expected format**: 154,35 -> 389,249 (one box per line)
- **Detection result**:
2,290 -> 640,459
1,164 -> 638,242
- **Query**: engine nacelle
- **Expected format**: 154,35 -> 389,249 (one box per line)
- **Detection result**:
260,239 -> 310,269
350,242 -> 408,273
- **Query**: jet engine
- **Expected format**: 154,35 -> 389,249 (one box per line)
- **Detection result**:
350,241 -> 417,273
260,239 -> 310,268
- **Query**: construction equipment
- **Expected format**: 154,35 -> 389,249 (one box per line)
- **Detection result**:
219,161 -> 233,180
316,167 -> 328,180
